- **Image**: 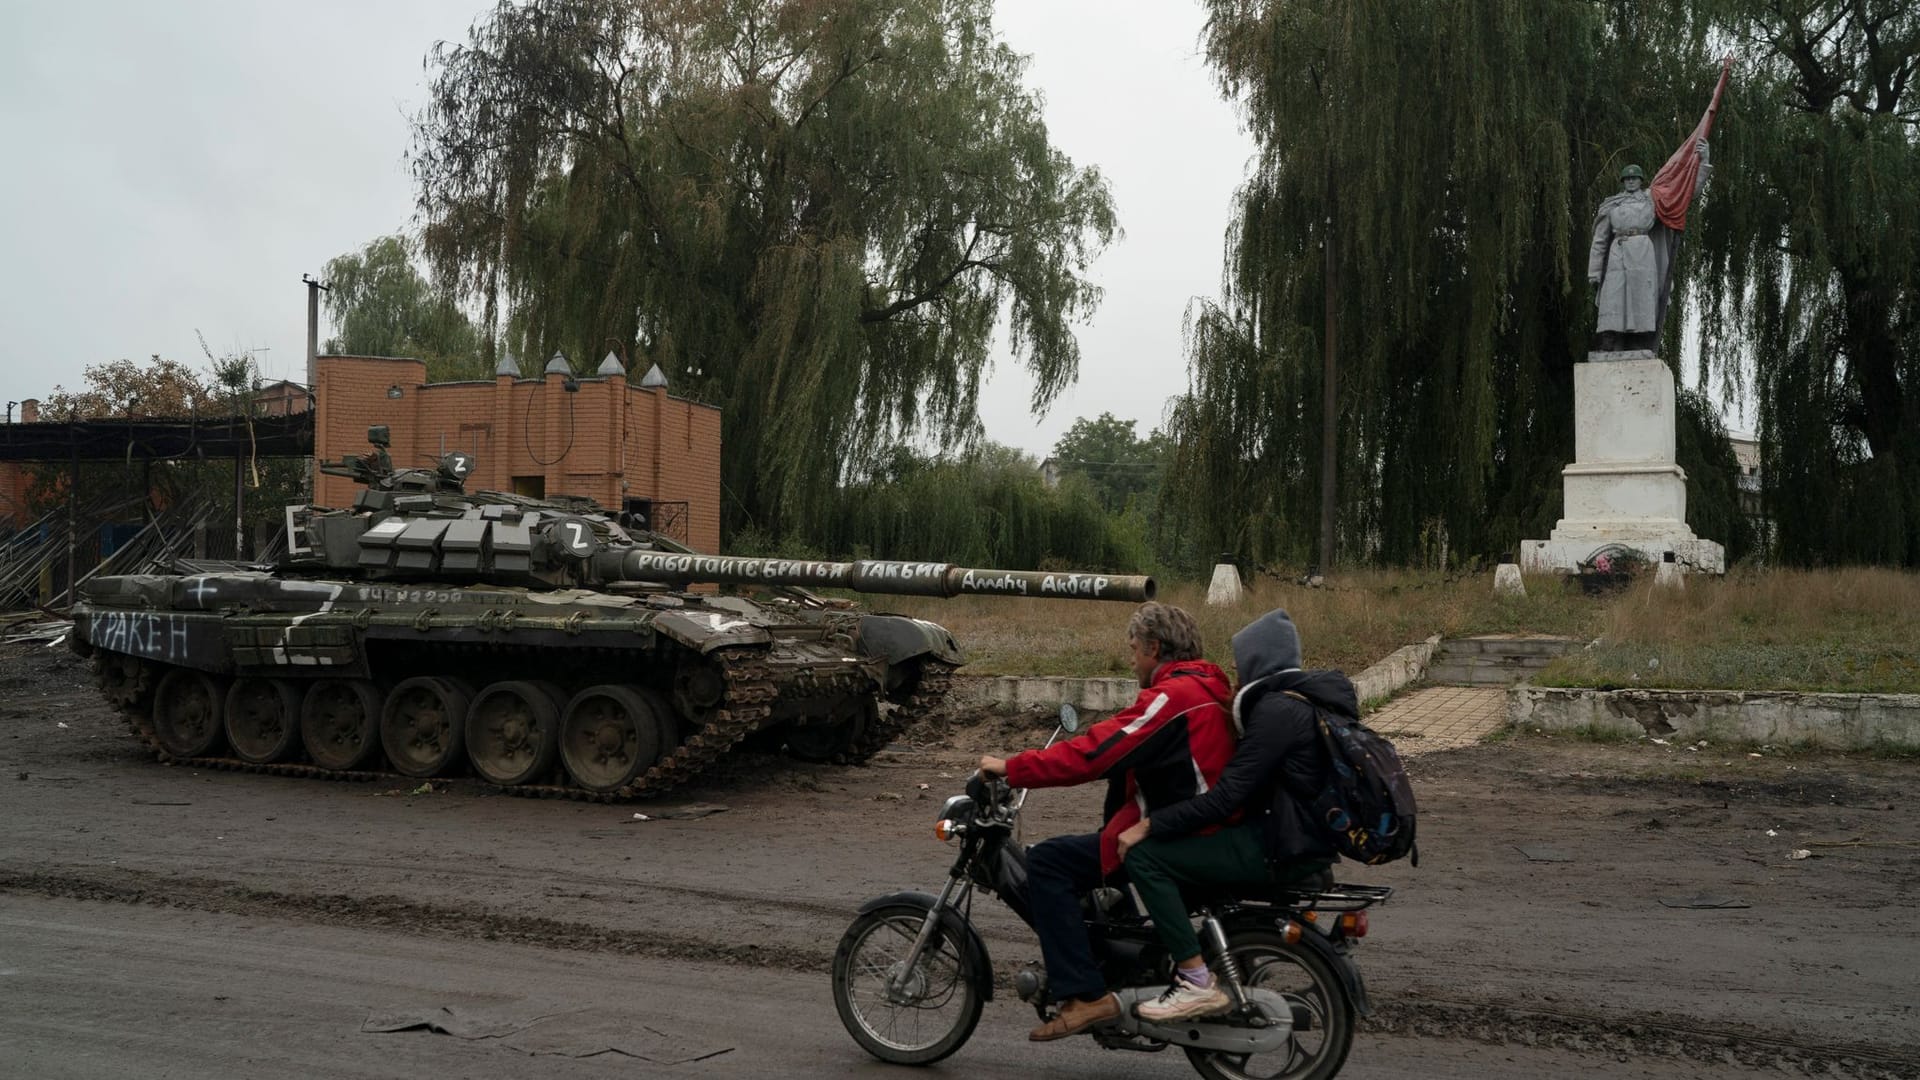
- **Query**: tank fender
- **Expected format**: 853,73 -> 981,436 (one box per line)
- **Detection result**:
70,608 -> 235,675
856,615 -> 964,667
855,890 -> 994,1002
650,609 -> 773,654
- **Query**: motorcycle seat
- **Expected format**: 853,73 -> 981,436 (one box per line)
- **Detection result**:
1182,865 -> 1336,910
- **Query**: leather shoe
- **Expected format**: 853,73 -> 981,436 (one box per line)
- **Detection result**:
1028,993 -> 1120,1041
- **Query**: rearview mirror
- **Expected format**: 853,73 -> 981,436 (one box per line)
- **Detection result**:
1058,703 -> 1080,734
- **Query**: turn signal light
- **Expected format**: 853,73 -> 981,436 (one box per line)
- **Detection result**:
1281,921 -> 1303,944
935,819 -> 955,842
1338,912 -> 1369,938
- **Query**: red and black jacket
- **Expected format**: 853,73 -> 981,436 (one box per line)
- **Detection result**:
1004,659 -> 1236,875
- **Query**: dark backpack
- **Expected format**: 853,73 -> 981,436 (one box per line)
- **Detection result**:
1283,691 -> 1419,866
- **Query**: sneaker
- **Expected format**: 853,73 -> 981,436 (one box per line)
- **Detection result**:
1135,978 -> 1231,1023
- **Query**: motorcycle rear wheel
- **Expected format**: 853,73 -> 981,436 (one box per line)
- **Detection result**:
1185,930 -> 1355,1080
832,903 -> 984,1065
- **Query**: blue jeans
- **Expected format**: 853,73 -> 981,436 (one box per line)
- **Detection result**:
1026,832 -> 1106,1001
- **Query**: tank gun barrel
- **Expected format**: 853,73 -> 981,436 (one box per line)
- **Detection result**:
601,551 -> 1154,602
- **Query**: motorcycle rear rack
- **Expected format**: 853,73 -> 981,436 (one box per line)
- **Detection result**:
1254,883 -> 1395,912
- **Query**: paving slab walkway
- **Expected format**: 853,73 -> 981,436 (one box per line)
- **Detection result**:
1368,685 -> 1507,754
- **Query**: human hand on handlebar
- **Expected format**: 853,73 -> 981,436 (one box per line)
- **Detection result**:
1116,817 -> 1150,861
976,755 -> 1007,777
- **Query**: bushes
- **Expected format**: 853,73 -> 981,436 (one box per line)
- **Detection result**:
730,444 -> 1151,572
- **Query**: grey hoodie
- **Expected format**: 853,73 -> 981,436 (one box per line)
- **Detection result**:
1231,608 -> 1302,685
1227,608 -> 1358,733
1229,608 -> 1302,736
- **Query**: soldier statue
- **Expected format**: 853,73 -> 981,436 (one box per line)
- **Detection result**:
1587,142 -> 1709,355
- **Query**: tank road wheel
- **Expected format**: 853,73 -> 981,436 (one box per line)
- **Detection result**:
783,698 -> 875,763
649,686 -> 686,752
559,685 -> 667,793
300,679 -> 384,771
94,651 -> 158,710
223,677 -> 303,763
151,669 -> 227,758
466,680 -> 564,786
380,677 -> 473,778
673,659 -> 727,732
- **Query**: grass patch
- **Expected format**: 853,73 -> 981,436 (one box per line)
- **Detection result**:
1535,568 -> 1920,694
856,566 -> 1920,694
871,570 -> 1600,677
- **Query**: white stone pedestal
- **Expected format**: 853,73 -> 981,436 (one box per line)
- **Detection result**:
1206,562 -> 1244,606
1521,355 -> 1725,574
1493,563 -> 1526,597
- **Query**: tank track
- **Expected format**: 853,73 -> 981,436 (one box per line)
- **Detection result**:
103,646 -> 782,803
844,660 -> 957,763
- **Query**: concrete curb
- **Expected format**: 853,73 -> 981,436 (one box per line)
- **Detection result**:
954,673 -> 1140,713
1510,685 -> 1920,750
953,633 -> 1443,716
1352,635 -> 1442,705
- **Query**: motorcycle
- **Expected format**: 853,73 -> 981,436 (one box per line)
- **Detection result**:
832,705 -> 1391,1079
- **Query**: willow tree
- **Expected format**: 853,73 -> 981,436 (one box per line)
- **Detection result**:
322,236 -> 485,382
1166,2 -> 1739,566
1689,1 -> 1920,566
411,0 -> 1115,538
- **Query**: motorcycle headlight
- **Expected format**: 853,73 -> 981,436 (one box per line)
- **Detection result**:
936,794 -> 975,822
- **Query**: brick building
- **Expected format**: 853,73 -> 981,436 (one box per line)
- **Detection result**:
0,399 -> 42,524
254,379 -> 311,417
313,352 -> 722,552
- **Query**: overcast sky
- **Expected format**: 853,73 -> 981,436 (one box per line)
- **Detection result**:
0,2 -> 1252,455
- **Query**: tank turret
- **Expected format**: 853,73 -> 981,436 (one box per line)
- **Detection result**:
69,436 -> 1150,801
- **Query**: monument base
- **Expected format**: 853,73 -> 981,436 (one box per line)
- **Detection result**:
1521,534 -> 1725,575
1522,354 -> 1726,575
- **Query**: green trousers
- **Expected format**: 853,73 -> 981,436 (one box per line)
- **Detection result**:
1123,823 -> 1327,964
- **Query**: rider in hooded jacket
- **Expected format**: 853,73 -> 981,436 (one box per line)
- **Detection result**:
1116,608 -> 1353,1022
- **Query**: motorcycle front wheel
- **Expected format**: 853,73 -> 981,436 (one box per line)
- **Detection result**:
1185,930 -> 1356,1080
832,903 -> 985,1065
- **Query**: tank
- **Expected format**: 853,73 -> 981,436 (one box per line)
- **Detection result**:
67,434 -> 1153,800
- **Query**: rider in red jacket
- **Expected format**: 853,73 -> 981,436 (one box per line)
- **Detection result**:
979,602 -> 1235,1041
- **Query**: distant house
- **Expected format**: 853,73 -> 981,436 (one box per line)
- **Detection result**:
252,379 -> 311,417
1038,456 -> 1060,490
1727,432 -> 1773,554
1729,433 -> 1761,519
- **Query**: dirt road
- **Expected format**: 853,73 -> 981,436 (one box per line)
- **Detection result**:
2,893 -> 1796,1080
3,640 -> 1916,1078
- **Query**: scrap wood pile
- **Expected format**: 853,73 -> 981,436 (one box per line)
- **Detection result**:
0,611 -> 69,645
0,491 -> 219,612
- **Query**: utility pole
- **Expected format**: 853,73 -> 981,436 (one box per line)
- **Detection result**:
303,274 -> 329,388
234,445 -> 246,558
1317,190 -> 1339,576
302,274 -> 330,501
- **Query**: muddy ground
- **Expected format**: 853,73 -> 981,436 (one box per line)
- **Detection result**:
2,639 -> 1917,1078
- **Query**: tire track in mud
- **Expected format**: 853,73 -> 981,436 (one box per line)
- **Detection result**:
4,865 -> 1912,1078
0,866 -> 832,974
245,855 -> 859,920
1368,996 -> 1918,1080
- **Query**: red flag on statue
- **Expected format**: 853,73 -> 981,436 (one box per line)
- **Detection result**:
1651,57 -> 1733,231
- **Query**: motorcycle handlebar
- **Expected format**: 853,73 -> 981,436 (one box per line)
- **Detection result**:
965,722 -> 1063,817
